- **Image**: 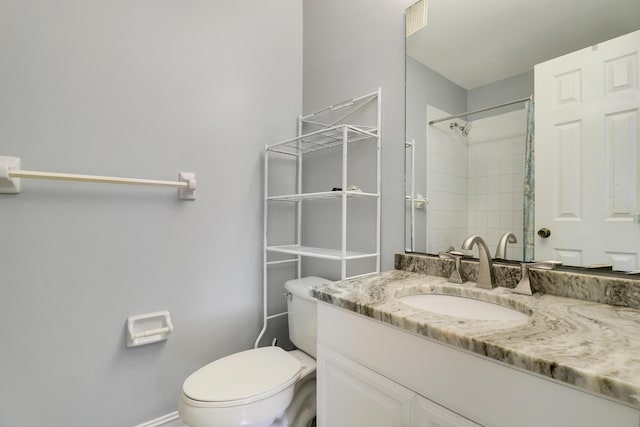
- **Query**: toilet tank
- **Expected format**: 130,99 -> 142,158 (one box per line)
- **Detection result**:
284,276 -> 331,358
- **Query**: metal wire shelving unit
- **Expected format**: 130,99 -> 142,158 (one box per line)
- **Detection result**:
255,89 -> 381,347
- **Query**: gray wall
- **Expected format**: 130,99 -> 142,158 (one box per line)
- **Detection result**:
406,58 -> 531,149
406,56 -> 467,151
0,1 -> 302,426
406,56 -> 468,137
302,0 -> 416,274
467,70 -> 534,119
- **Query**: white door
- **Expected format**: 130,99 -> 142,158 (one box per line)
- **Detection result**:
317,345 -> 414,427
535,30 -> 640,269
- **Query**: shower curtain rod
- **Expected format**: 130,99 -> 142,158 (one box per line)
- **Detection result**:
428,95 -> 533,125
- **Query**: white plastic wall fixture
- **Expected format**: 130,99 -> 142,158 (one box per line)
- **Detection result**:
415,193 -> 427,210
0,156 -> 21,194
178,171 -> 196,200
126,310 -> 174,348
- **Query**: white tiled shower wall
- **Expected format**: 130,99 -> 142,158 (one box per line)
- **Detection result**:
426,106 -> 468,254
426,106 -> 526,260
466,109 -> 525,260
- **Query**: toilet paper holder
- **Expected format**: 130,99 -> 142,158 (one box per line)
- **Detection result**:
126,310 -> 174,347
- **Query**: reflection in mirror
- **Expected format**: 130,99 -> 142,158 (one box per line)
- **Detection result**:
405,0 -> 640,270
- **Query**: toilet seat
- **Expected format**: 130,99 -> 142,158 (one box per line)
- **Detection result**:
182,346 -> 302,407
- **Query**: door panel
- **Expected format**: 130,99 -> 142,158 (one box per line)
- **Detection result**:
414,395 -> 480,427
317,345 -> 414,427
535,30 -> 640,269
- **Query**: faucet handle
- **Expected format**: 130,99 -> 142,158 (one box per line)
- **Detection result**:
438,250 -> 464,284
438,250 -> 463,260
527,260 -> 562,270
512,260 -> 562,295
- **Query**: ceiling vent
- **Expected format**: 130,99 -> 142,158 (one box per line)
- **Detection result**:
406,0 -> 428,38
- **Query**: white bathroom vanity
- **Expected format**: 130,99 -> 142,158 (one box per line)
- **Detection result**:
314,271 -> 640,427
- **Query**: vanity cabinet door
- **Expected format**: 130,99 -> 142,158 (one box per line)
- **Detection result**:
414,396 -> 481,427
317,345 -> 415,427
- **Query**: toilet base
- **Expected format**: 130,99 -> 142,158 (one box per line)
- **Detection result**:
272,373 -> 316,427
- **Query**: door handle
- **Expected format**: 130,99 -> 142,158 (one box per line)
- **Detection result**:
537,228 -> 551,238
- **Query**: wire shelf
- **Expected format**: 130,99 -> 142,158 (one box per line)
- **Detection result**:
266,125 -> 378,156
266,245 -> 378,261
267,190 -> 379,202
257,88 -> 381,349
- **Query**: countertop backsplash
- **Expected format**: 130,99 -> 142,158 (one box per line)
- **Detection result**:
396,252 -> 640,310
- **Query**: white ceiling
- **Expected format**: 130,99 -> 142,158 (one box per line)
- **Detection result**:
406,0 -> 640,90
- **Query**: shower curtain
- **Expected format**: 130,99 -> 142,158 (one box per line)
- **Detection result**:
523,100 -> 535,262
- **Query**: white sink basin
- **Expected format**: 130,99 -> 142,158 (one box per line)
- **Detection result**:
399,294 -> 528,321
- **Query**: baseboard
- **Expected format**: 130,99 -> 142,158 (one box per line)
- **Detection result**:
133,411 -> 183,427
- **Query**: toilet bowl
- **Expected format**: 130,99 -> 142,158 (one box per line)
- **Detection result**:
179,346 -> 302,427
178,276 -> 328,427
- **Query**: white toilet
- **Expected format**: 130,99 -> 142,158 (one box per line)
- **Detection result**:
178,276 -> 327,427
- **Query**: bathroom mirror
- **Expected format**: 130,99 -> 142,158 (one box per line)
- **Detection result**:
405,0 -> 640,270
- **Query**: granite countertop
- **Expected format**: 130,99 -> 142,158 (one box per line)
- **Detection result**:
311,270 -> 640,407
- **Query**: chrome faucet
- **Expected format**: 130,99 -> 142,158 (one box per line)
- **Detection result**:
495,232 -> 518,259
513,261 -> 562,295
461,235 -> 494,289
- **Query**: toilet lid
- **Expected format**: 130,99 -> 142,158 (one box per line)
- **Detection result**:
183,346 -> 301,404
